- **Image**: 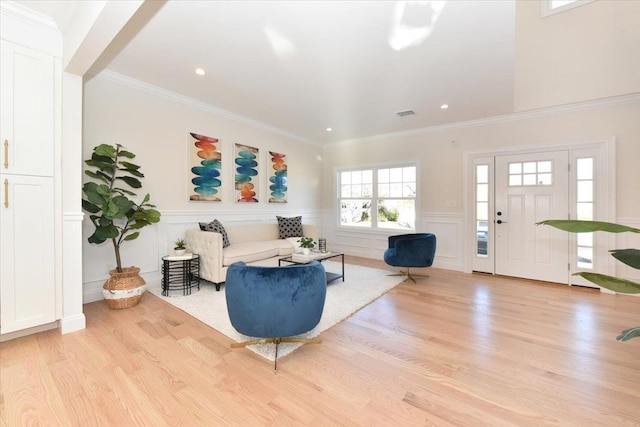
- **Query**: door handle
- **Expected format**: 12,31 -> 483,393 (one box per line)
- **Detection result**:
3,140 -> 7,169
4,179 -> 8,208
496,219 -> 507,224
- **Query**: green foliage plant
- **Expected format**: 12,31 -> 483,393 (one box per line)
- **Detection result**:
297,237 -> 316,249
82,144 -> 161,273
174,239 -> 186,250
538,220 -> 640,341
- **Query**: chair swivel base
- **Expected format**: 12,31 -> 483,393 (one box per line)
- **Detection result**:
231,337 -> 323,371
388,268 -> 429,283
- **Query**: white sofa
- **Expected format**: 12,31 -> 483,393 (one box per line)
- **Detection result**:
186,223 -> 318,290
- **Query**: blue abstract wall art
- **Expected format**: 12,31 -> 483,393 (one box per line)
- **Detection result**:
189,132 -> 222,201
268,151 -> 287,203
234,143 -> 259,203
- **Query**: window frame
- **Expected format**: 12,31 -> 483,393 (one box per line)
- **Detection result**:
337,162 -> 419,232
541,0 -> 594,18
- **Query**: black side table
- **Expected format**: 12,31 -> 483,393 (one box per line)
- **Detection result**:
161,254 -> 200,296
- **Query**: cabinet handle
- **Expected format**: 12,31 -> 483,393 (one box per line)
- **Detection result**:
3,179 -> 7,208
3,140 -> 7,169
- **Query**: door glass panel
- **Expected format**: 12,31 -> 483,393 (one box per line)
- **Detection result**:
476,164 -> 489,258
538,173 -> 552,185
523,162 -> 536,173
508,161 -> 554,186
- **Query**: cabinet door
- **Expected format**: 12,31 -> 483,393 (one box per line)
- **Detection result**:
1,175 -> 56,334
0,40 -> 55,177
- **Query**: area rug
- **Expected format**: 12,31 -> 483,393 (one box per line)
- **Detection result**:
150,261 -> 405,361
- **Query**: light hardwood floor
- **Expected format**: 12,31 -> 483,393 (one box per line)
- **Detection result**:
1,256 -> 639,426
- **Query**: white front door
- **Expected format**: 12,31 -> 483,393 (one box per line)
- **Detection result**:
494,151 -> 569,284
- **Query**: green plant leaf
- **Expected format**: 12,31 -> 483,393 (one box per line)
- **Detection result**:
123,231 -> 140,241
573,272 -> 640,293
610,249 -> 640,270
81,199 -> 100,214
82,182 -> 107,206
537,220 -> 640,233
118,150 -> 135,159
92,224 -> 119,241
84,170 -> 110,183
617,326 -> 640,341
117,176 -> 142,189
113,187 -> 136,196
120,161 -> 141,170
111,196 -> 134,217
94,144 -> 116,158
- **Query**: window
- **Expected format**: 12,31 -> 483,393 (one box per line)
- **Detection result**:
508,160 -> 553,186
576,157 -> 594,269
542,0 -> 594,17
339,165 -> 416,230
475,164 -> 489,257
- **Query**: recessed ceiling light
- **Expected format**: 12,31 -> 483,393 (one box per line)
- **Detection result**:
195,68 -> 205,76
326,127 -> 332,132
440,104 -> 449,109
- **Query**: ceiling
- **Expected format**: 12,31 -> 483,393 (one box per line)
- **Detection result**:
18,0 -> 516,144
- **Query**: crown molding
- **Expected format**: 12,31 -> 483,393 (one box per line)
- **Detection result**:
331,92 -> 640,146
88,69 -> 319,147
0,1 -> 60,35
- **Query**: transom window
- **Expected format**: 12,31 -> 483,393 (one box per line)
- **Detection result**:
508,160 -> 553,186
338,165 -> 416,230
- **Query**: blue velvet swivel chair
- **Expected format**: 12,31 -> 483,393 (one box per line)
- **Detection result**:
225,261 -> 327,370
383,233 -> 436,283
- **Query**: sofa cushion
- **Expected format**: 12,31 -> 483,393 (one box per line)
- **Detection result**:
268,239 -> 296,256
200,219 -> 230,248
277,215 -> 303,239
223,242 -> 279,265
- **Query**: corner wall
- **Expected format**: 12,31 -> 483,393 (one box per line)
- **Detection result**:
82,73 -> 323,302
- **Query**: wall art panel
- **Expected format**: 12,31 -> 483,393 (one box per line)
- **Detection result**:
268,151 -> 287,203
234,143 -> 259,203
189,132 -> 222,201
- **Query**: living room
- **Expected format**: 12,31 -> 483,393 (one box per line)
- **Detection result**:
1,0 -> 639,424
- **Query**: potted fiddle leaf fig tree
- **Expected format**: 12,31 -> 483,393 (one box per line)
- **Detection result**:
82,143 -> 161,309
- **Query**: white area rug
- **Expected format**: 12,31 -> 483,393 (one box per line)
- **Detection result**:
150,260 -> 405,361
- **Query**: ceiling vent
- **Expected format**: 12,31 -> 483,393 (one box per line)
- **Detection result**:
396,109 -> 416,117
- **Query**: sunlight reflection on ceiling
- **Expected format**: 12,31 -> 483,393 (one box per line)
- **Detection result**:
389,1 -> 447,51
264,24 -> 296,57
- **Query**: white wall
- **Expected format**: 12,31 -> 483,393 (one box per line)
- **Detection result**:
320,98 -> 640,270
82,73 -> 323,302
514,0 -> 640,111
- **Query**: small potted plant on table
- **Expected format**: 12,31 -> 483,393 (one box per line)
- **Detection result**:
298,237 -> 316,255
174,239 -> 187,256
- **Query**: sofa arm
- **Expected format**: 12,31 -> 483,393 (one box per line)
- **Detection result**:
185,229 -> 225,284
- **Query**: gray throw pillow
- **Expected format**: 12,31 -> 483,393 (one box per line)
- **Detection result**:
199,219 -> 230,248
277,216 -> 303,239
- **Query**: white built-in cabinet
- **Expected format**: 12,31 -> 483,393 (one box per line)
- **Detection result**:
1,39 -> 58,335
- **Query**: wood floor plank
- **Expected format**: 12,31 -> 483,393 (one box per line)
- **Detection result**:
1,256 -> 639,426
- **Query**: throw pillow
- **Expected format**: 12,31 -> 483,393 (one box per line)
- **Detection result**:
277,216 -> 303,239
199,219 -> 230,248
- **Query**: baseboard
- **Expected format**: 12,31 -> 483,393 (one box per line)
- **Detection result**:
60,314 -> 86,334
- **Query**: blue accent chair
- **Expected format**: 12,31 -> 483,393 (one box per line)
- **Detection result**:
383,233 -> 436,283
225,261 -> 327,370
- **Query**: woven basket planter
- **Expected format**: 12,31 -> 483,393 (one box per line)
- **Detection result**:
102,266 -> 146,309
